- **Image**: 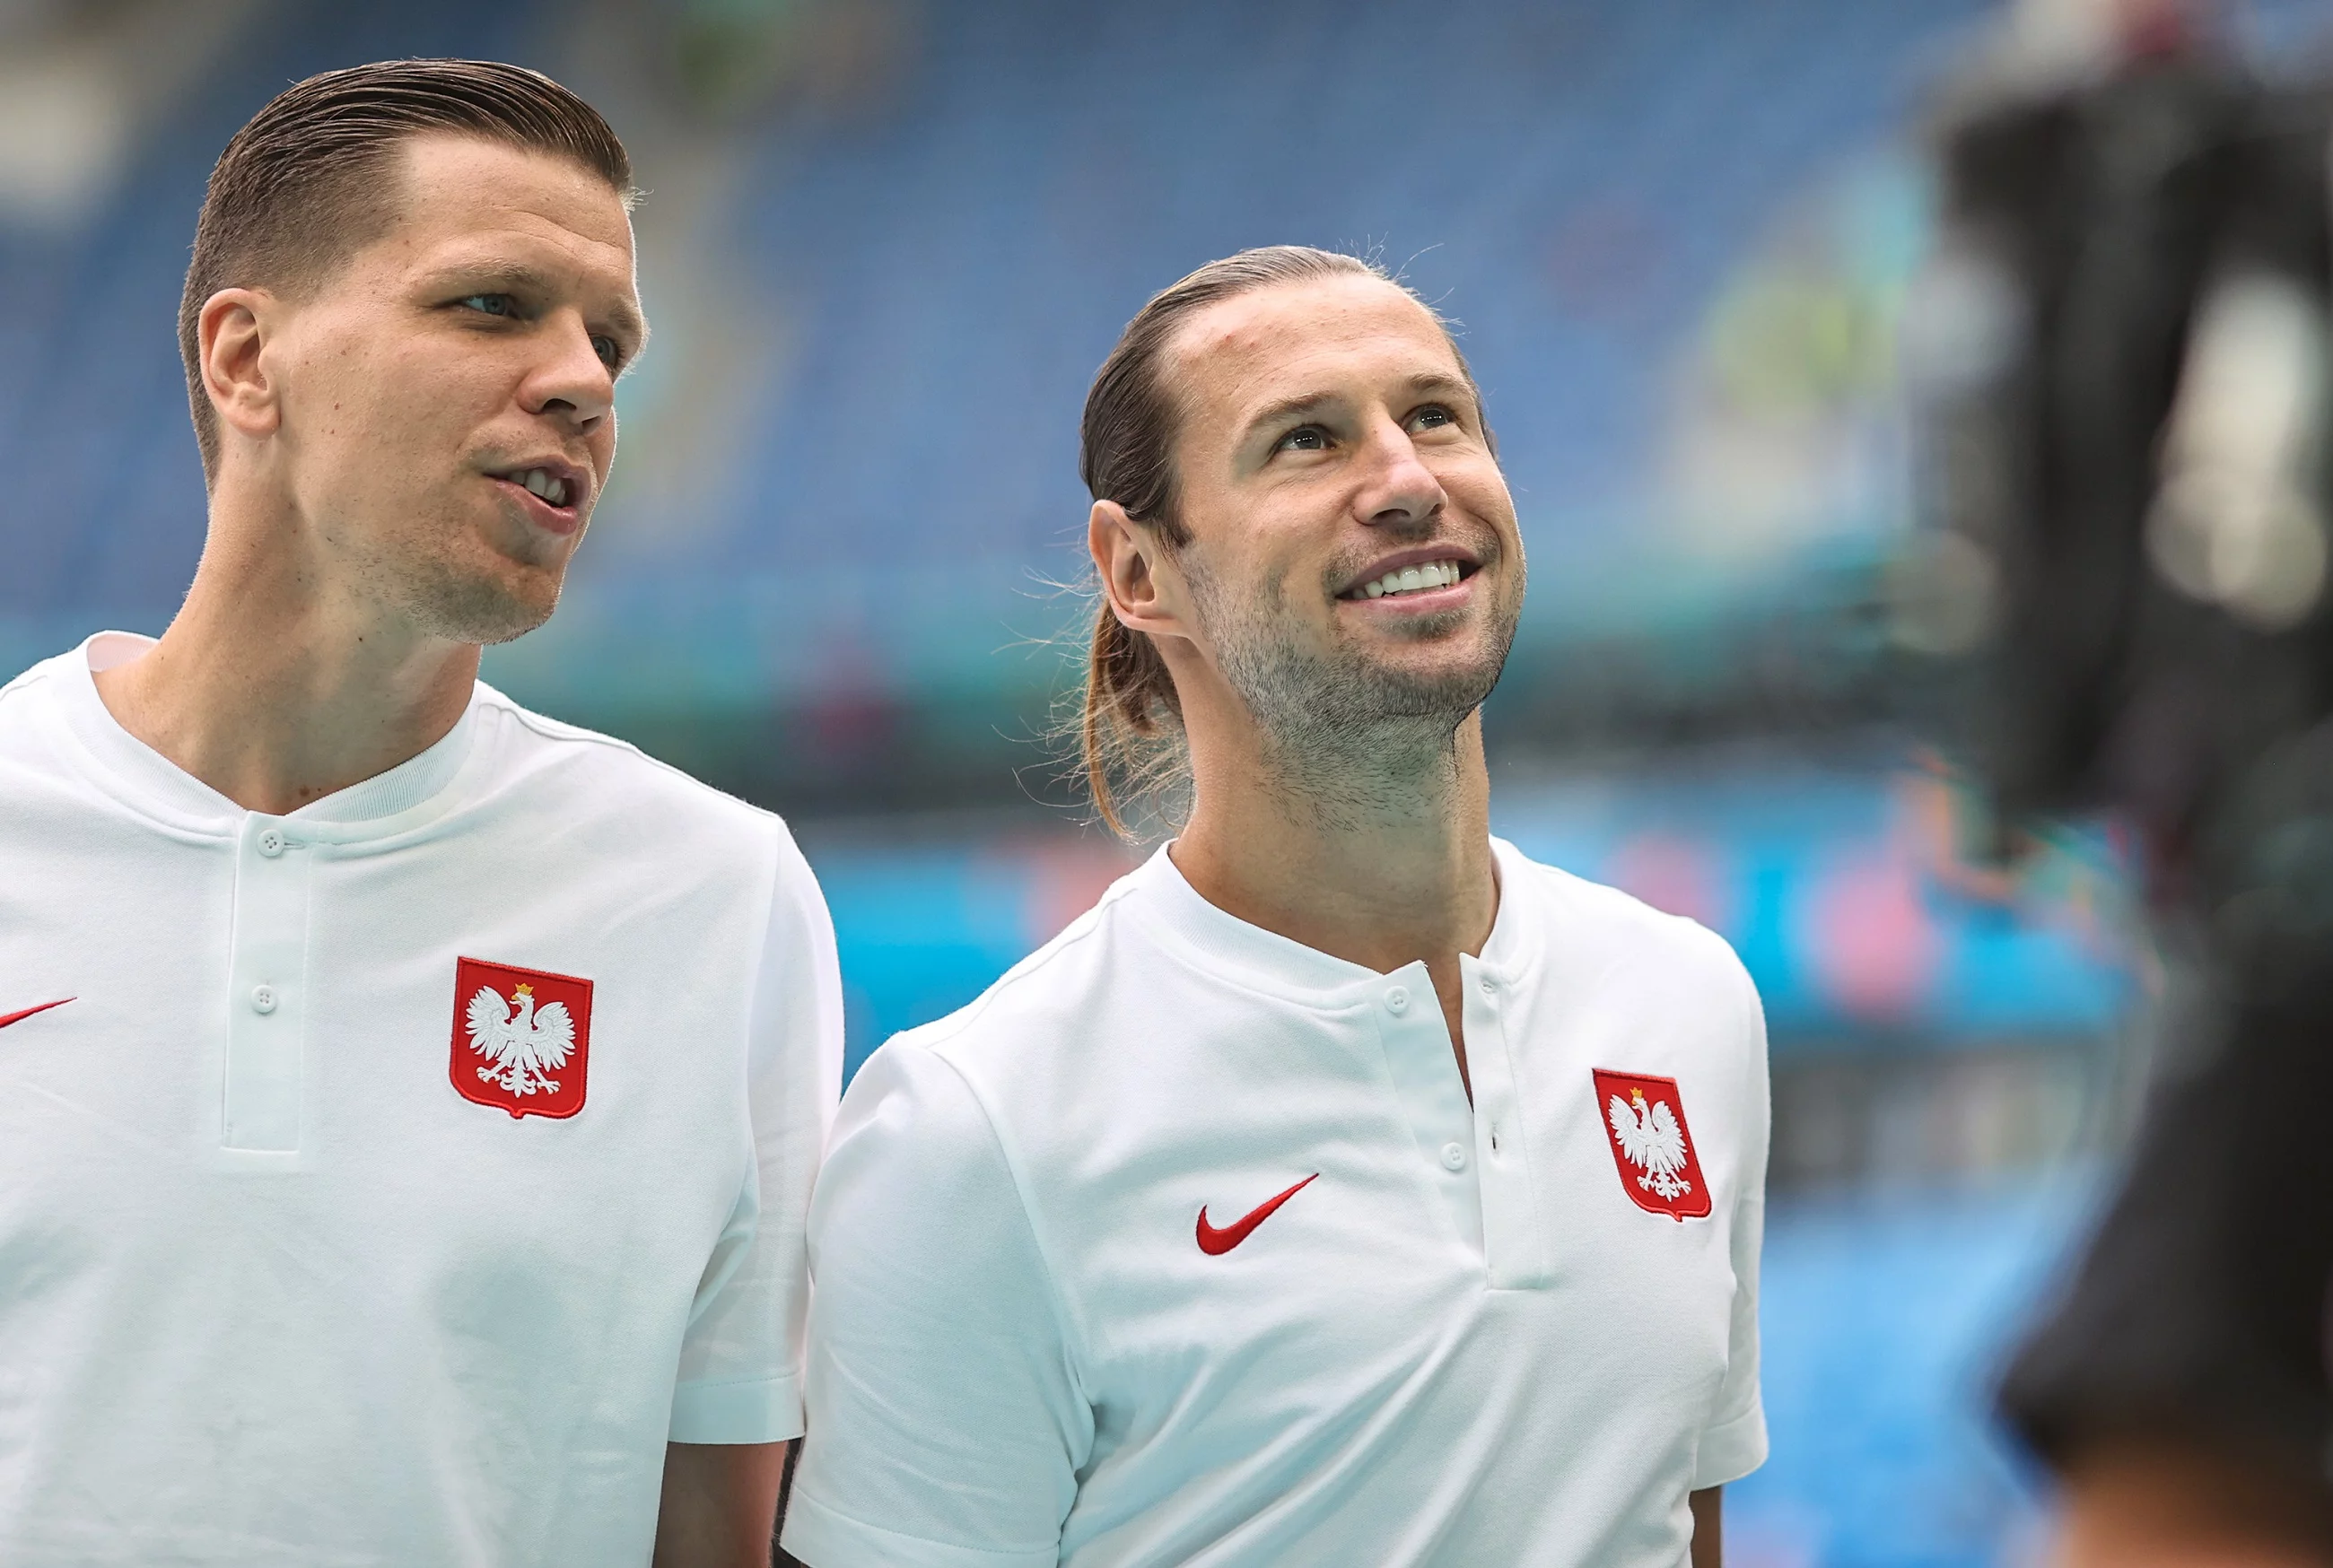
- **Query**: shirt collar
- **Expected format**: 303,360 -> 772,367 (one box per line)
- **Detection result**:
57,631 -> 479,834
1127,833 -> 1541,1003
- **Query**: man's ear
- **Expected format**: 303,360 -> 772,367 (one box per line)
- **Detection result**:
1089,499 -> 1192,645
198,288 -> 284,446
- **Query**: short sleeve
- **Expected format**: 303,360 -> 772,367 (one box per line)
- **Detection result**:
1693,956 -> 1771,1489
669,830 -> 844,1443
781,1039 -> 1092,1568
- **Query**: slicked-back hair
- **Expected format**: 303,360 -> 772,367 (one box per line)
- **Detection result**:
179,58 -> 633,484
1076,245 -> 1479,835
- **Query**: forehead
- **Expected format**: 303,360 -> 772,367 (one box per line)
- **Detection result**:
1164,274 -> 1466,421
360,133 -> 636,282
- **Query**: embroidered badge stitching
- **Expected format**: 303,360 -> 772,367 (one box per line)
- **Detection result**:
1590,1068 -> 1713,1221
449,958 -> 593,1119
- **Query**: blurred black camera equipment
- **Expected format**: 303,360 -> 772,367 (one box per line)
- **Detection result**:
1909,6 -> 2333,1533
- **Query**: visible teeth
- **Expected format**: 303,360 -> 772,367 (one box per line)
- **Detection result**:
513,468 -> 573,506
1354,559 -> 1463,599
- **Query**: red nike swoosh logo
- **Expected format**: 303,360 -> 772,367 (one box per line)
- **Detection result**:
0,998 -> 72,1031
1196,1173 -> 1319,1256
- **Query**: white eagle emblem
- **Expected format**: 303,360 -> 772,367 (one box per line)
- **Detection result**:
1608,1087 -> 1694,1202
465,981 -> 575,1100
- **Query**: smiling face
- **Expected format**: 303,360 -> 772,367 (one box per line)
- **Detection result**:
240,133 -> 643,644
1153,274 -> 1526,760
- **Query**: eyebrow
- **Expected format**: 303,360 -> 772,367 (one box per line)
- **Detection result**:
1242,391 -> 1336,440
425,259 -> 649,351
1242,371 -> 1479,440
1406,370 -> 1476,404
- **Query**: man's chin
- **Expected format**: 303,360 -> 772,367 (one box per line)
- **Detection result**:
400,564 -> 564,647
469,579 -> 563,647
1332,650 -> 1505,724
470,597 -> 558,648
1346,623 -> 1512,695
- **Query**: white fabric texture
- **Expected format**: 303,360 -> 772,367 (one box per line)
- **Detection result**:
0,634 -> 843,1567
784,839 -> 1769,1568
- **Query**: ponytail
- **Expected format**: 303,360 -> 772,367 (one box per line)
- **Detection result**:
1079,595 -> 1185,835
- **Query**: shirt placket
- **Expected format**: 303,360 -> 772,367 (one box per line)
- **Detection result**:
1461,954 -> 1553,1289
221,814 -> 312,1155
1369,964 -> 1485,1260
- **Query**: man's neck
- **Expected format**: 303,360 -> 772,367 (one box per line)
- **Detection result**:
92,492 -> 480,816
1170,709 -> 1499,977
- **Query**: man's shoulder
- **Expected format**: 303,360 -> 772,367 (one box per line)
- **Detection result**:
466,684 -> 804,873
472,685 -> 769,821
0,647 -> 75,729
828,880 -> 1157,1233
1499,841 -> 1756,998
0,648 -> 102,783
1499,844 -> 1768,1125
874,863 -> 1155,1073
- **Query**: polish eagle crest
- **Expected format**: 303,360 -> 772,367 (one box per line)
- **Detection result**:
465,980 -> 575,1100
1607,1086 -> 1694,1202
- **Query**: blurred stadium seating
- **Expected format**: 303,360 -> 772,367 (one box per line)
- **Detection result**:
2,0 -> 1990,804
10,1 -> 2332,1561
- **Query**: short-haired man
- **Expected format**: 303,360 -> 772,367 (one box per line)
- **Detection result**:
782,247 -> 1768,1567
0,62 -> 839,1564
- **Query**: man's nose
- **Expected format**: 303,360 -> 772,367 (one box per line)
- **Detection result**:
1354,416 -> 1447,531
522,313 -> 615,431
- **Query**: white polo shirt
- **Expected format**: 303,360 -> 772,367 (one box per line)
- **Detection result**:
783,839 -> 1769,1568
0,634 -> 843,1566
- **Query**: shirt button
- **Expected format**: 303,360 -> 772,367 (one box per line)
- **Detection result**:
257,828 -> 286,858
1479,977 -> 1497,996
1440,1141 -> 1468,1172
1385,986 -> 1410,1015
249,984 -> 279,1015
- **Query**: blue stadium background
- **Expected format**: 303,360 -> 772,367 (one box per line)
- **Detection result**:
8,1 -> 2328,1560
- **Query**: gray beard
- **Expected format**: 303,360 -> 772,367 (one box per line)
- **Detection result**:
1186,557 -> 1518,832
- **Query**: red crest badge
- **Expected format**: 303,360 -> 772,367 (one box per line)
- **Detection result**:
1592,1068 -> 1711,1221
450,958 -> 592,1119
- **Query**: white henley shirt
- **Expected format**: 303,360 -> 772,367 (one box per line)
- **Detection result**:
0,633 -> 842,1566
784,837 -> 1768,1568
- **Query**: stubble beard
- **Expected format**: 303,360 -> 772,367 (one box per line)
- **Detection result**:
401,560 -> 560,646
1186,552 -> 1524,832
350,500 -> 573,648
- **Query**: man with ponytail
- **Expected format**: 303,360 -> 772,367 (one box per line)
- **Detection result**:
785,248 -> 1769,1568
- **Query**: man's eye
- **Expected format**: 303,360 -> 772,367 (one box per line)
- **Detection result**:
459,293 -> 520,318
1412,405 -> 1455,430
1277,425 -> 1330,453
591,335 -> 622,370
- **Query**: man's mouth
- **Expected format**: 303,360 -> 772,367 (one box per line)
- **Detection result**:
485,460 -> 590,536
1339,556 -> 1478,601
498,466 -> 578,509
